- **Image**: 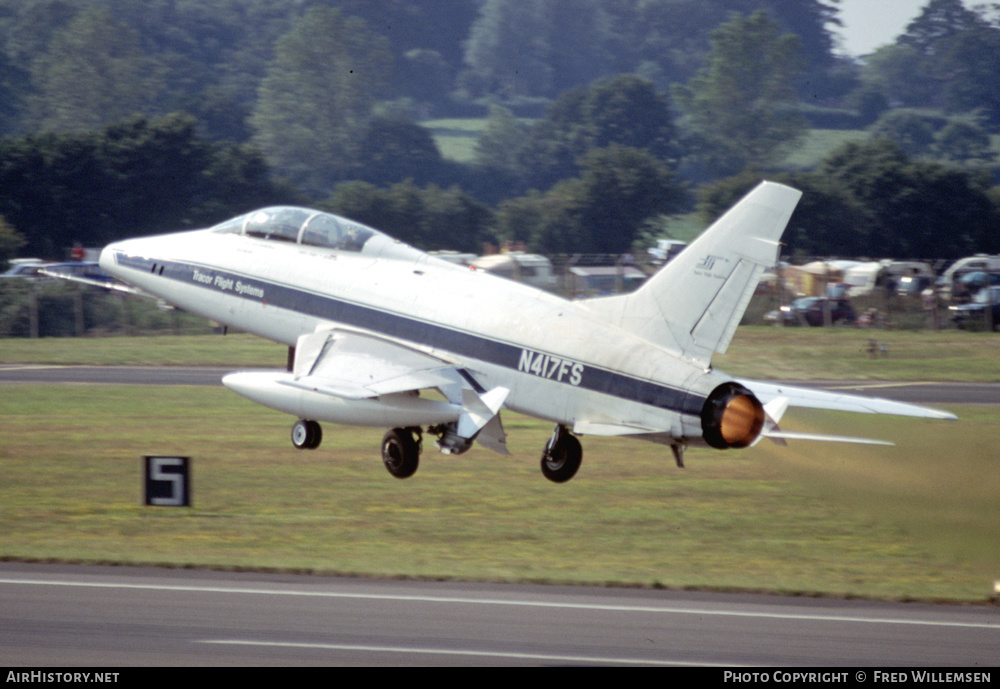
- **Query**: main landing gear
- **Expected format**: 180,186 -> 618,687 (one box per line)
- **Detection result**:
290,419 -> 423,479
380,427 -> 422,479
540,425 -> 582,483
290,420 -> 584,483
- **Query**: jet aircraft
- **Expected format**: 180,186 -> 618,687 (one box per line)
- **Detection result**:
87,181 -> 955,482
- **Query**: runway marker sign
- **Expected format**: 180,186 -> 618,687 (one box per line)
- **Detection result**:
144,456 -> 191,507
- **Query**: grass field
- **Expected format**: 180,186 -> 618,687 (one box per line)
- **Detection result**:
2,327 -> 997,381
423,118 -> 490,163
780,128 -> 872,169
1,330 -> 998,602
421,117 -> 878,169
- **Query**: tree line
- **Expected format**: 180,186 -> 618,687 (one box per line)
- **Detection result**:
1,0 -> 999,269
0,1 -> 842,138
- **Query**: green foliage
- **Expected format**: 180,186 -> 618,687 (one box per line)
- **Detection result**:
933,26 -> 1000,127
933,121 -> 996,167
0,114 -> 293,257
1,0 -> 998,263
613,0 -> 732,88
396,49 -> 454,114
867,110 -> 943,158
702,139 -> 1000,260
865,111 -> 996,169
900,0 -> 984,52
0,48 -> 28,137
250,7 -> 392,194
518,75 -> 679,191
28,7 -> 160,132
324,180 -> 493,253
581,75 -> 679,158
857,45 -> 932,108
0,214 -> 25,271
461,0 -> 611,102
495,145 -> 686,254
858,0 -> 1000,127
820,140 -> 1000,258
332,0 -> 478,114
675,11 -> 808,176
570,145 -> 687,253
474,106 -> 531,175
354,117 -> 444,187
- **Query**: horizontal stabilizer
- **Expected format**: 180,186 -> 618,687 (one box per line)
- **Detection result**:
746,384 -> 954,447
740,379 -> 958,421
763,430 -> 893,446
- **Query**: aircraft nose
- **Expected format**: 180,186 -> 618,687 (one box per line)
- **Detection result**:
98,240 -> 133,280
98,243 -> 117,273
99,237 -> 148,277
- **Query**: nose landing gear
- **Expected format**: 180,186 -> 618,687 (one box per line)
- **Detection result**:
291,419 -> 322,450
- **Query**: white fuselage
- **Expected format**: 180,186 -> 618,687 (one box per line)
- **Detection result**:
100,228 -> 725,444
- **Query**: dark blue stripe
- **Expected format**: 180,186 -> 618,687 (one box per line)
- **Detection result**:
121,253 -> 704,417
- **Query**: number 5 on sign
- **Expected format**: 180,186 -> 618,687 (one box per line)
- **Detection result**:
144,456 -> 191,507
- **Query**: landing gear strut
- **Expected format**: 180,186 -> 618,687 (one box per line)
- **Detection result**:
540,425 -> 582,483
381,427 -> 422,479
291,419 -> 322,450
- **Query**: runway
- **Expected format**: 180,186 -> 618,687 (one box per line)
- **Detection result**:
1,364 -> 996,405
1,562 -> 996,666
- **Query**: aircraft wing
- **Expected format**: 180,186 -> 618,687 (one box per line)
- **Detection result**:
281,329 -> 510,453
286,329 -> 464,400
38,266 -> 149,297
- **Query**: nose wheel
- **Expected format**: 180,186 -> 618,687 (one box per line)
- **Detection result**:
291,419 -> 322,450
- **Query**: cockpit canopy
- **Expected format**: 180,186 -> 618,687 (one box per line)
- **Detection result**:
210,207 -> 380,253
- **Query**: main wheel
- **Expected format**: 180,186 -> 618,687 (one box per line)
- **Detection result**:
382,428 -> 420,479
291,419 -> 322,450
540,430 -> 582,483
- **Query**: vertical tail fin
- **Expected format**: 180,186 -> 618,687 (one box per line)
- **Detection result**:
585,181 -> 801,366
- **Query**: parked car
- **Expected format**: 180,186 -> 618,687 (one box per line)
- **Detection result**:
647,239 -> 686,264
470,252 -> 556,290
765,297 -> 855,327
949,286 -> 1000,331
